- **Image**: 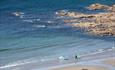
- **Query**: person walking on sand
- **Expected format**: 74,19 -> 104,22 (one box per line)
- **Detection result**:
75,55 -> 79,63
75,55 -> 78,60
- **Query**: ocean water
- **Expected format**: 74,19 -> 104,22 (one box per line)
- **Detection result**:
0,0 -> 115,68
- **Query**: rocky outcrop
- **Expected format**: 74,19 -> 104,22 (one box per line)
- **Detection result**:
70,22 -> 115,36
87,3 -> 110,10
87,3 -> 115,12
57,10 -> 84,17
56,3 -> 115,37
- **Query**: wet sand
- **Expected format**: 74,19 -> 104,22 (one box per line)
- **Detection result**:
50,56 -> 115,70
0,48 -> 114,70
42,48 -> 115,70
50,58 -> 115,70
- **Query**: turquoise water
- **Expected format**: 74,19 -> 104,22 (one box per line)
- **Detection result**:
0,0 -> 115,68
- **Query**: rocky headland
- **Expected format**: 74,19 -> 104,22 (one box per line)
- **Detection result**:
56,3 -> 115,37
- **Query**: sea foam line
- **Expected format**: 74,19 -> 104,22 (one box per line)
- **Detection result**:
0,57 -> 56,69
0,62 -> 30,69
0,59 -> 38,69
79,47 -> 115,58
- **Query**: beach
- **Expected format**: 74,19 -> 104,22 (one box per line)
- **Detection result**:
0,47 -> 114,70
50,58 -> 115,70
51,65 -> 109,70
45,48 -> 115,70
34,48 -> 115,70
44,3 -> 115,70
0,0 -> 115,70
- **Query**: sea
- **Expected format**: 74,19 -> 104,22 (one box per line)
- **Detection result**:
0,0 -> 115,69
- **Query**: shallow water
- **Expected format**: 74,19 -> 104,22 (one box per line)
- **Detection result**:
0,0 -> 115,68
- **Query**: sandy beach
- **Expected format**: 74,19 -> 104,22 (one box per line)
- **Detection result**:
0,47 -> 114,70
103,58 -> 115,66
48,3 -> 115,70
49,51 -> 115,70
51,58 -> 115,70
40,48 -> 115,70
0,1 -> 115,70
51,65 -> 109,70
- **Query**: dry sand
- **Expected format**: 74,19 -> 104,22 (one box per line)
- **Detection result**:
49,49 -> 115,70
103,58 -> 115,66
51,65 -> 109,70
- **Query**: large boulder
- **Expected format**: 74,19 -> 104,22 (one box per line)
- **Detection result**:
112,5 -> 115,12
87,3 -> 110,10
87,3 -> 115,12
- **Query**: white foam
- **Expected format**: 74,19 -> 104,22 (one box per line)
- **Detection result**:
36,19 -> 41,21
55,12 -> 58,15
58,56 -> 65,60
33,25 -> 46,28
48,25 -> 69,29
0,59 -> 38,69
112,47 -> 115,49
79,47 -> 115,58
79,49 -> 105,57
56,16 -> 64,19
0,62 -> 30,69
47,21 -> 54,23
12,12 -> 24,17
23,20 -> 33,23
19,15 -> 25,18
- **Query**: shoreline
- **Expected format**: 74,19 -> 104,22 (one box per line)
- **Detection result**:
40,48 -> 115,70
49,57 -> 115,70
44,49 -> 115,70
0,1 -> 115,70
1,47 -> 114,70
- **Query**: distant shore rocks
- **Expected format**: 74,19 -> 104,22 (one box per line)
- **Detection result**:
56,3 -> 115,37
87,3 -> 115,12
56,10 -> 84,17
87,3 -> 110,10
